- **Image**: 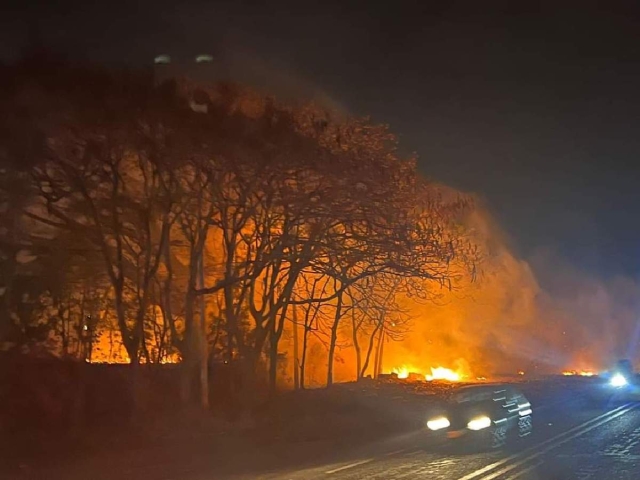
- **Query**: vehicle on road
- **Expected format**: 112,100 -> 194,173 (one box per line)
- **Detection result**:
426,384 -> 533,450
610,359 -> 634,386
601,359 -> 640,401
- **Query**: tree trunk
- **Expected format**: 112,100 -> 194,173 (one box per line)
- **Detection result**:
198,253 -> 209,409
378,329 -> 385,376
299,287 -> 318,391
268,327 -> 278,395
292,302 -> 300,390
79,290 -> 87,361
374,327 -> 385,379
114,287 -> 138,363
351,310 -> 362,381
180,287 -> 196,405
162,235 -> 179,355
300,322 -> 310,390
58,300 -> 69,357
268,303 -> 290,394
138,311 -> 151,364
223,281 -> 237,363
360,323 -> 380,379
326,289 -> 343,387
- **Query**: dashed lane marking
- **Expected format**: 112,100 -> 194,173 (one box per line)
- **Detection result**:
325,458 -> 374,474
384,449 -> 408,456
504,460 -> 543,480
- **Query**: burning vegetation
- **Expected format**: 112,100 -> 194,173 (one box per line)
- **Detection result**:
390,365 -> 462,382
562,370 -> 596,377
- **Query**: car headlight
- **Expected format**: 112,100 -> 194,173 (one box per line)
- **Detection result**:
427,416 -> 450,431
610,373 -> 628,387
467,415 -> 492,431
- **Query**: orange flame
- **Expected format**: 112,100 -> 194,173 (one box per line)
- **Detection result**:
390,365 -> 464,382
392,366 -> 411,379
563,369 -> 595,377
426,366 -> 461,382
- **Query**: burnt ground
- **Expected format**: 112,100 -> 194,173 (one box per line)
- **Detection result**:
4,376 -> 610,480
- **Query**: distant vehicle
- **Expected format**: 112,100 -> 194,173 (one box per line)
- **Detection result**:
607,359 -> 638,392
426,384 -> 533,449
614,359 -> 633,376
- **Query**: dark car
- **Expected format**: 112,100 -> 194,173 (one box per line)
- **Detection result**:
426,384 -> 533,449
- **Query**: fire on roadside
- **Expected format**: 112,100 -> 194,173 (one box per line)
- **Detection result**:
562,369 -> 596,377
392,366 -> 411,379
390,365 -> 464,382
426,366 -> 461,382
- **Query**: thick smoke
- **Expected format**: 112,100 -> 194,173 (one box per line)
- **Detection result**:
530,250 -> 640,372
384,203 -> 640,379
384,205 -> 542,378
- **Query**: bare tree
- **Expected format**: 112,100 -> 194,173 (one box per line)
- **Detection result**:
296,274 -> 330,389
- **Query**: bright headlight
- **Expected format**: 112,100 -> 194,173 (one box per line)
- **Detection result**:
427,416 -> 450,431
467,415 -> 492,431
611,373 -> 628,387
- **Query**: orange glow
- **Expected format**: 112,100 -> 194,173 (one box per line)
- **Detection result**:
562,370 -> 576,376
426,366 -> 461,382
580,370 -> 595,377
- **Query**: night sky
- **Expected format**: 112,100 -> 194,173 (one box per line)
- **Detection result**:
4,1 -> 640,278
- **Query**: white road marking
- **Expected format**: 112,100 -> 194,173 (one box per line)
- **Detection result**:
404,449 -> 424,456
384,449 -> 408,456
325,458 -> 374,474
393,465 -> 435,478
504,460 -> 543,480
456,403 -> 633,480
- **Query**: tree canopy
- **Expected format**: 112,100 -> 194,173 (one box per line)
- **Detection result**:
0,54 -> 480,405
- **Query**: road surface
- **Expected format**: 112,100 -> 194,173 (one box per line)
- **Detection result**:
21,381 -> 640,480
220,388 -> 640,480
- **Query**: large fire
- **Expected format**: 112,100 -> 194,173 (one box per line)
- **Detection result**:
426,366 -> 461,382
390,365 -> 463,382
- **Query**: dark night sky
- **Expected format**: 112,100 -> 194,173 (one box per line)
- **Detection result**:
4,1 -> 640,278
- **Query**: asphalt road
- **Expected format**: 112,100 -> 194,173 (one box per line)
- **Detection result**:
221,386 -> 640,480
21,380 -> 640,480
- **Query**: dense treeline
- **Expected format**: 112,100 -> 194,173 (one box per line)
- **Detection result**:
0,53 -> 479,408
